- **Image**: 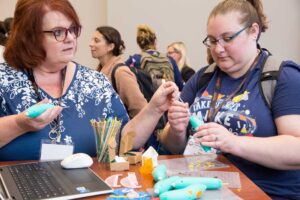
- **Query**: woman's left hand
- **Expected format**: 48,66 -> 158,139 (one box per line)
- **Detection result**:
149,81 -> 179,115
194,122 -> 238,153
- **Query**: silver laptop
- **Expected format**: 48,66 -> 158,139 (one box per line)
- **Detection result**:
0,161 -> 112,200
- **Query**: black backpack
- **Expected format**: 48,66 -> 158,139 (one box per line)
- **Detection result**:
197,49 -> 283,109
111,63 -> 167,129
112,63 -> 154,102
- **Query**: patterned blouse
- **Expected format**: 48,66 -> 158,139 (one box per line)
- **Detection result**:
0,62 -> 129,160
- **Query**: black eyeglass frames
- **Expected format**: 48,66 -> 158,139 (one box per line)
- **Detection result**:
203,25 -> 250,48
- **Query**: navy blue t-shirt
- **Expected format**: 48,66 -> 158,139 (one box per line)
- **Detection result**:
181,51 -> 300,198
0,62 -> 129,161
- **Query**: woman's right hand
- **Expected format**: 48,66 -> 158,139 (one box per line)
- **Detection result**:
168,100 -> 190,133
16,100 -> 63,132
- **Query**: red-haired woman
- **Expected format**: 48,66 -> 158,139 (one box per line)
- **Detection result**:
0,0 -> 178,161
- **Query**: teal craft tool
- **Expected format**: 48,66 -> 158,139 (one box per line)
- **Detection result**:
26,103 -> 55,118
160,183 -> 207,200
172,177 -> 222,190
189,115 -> 204,129
189,115 -> 211,152
152,164 -> 167,182
154,176 -> 180,196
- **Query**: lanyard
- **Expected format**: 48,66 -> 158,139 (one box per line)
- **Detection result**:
28,66 -> 67,142
207,52 -> 261,122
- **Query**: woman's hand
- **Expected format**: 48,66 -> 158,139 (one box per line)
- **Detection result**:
149,81 -> 179,115
16,99 -> 63,132
194,122 -> 238,153
168,100 -> 190,133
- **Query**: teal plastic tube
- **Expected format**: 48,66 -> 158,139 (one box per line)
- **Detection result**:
160,183 -> 207,200
26,103 -> 55,118
172,177 -> 222,190
189,115 -> 211,152
152,164 -> 167,182
154,176 -> 180,196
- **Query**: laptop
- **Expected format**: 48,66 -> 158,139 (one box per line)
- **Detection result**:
0,161 -> 112,200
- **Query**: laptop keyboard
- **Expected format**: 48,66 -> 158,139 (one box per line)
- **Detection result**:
8,162 -> 67,200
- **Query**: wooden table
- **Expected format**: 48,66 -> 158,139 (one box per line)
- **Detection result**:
0,155 -> 271,200
88,155 -> 271,200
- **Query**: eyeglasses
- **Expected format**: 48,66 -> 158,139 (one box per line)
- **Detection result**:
43,26 -> 81,42
167,49 -> 180,55
203,25 -> 249,48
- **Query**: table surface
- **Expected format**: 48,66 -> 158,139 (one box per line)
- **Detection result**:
88,154 -> 271,200
0,155 -> 271,200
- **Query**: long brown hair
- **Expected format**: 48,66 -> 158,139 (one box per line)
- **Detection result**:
95,26 -> 125,71
4,0 -> 81,70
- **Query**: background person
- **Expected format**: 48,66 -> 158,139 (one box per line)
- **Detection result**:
125,24 -> 184,91
3,17 -> 13,37
90,26 -> 174,152
167,41 -> 195,83
0,21 -> 6,63
160,0 -> 300,199
0,17 -> 13,53
90,26 -> 147,119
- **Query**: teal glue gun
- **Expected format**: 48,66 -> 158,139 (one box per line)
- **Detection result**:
189,115 -> 211,152
154,176 -> 180,196
152,164 -> 167,182
26,103 -> 55,118
160,183 -> 207,200
172,177 -> 222,190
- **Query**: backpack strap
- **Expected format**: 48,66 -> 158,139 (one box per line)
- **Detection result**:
111,63 -> 127,92
259,50 -> 284,109
142,50 -> 161,58
197,63 -> 217,91
197,50 -> 283,110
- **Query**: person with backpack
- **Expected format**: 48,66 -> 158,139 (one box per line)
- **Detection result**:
89,26 -> 173,153
125,24 -> 184,91
90,26 -> 147,119
160,0 -> 300,199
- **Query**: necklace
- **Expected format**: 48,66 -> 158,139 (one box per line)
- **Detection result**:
207,51 -> 261,122
28,66 -> 67,142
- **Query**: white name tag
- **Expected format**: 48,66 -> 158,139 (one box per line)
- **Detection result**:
40,139 -> 74,161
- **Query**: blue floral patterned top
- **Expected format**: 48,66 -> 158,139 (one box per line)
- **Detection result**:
0,62 -> 129,161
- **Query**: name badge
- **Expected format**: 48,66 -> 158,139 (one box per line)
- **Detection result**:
40,138 -> 74,161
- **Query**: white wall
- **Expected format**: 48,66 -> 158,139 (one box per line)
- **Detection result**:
0,0 -> 16,17
70,0 -> 106,69
261,1 -> 300,63
1,0 -> 300,70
